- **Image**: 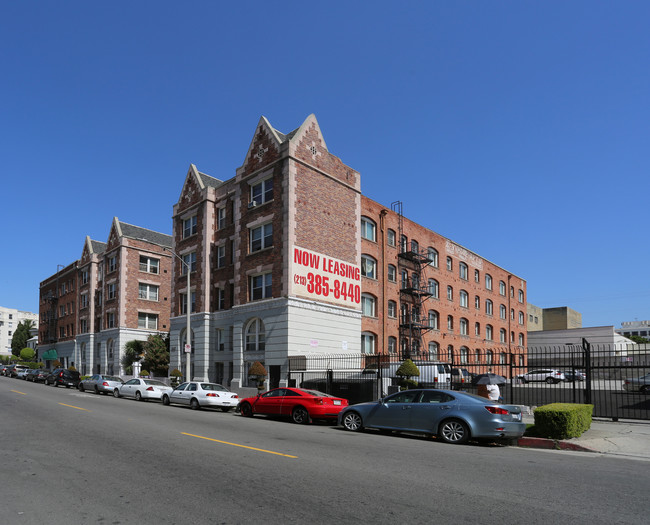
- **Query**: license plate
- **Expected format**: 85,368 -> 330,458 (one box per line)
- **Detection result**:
333,400 -> 341,405
512,413 -> 521,421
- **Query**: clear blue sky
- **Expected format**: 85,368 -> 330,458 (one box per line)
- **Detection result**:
2,1 -> 648,328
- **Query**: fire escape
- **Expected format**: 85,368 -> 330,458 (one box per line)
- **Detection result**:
391,201 -> 433,360
44,290 -> 58,344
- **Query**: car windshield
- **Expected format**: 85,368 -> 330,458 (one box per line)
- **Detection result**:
144,380 -> 168,387
200,383 -> 229,391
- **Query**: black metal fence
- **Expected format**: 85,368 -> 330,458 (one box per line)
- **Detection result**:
287,344 -> 650,421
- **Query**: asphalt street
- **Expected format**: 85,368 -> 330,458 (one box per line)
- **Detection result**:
1,377 -> 648,524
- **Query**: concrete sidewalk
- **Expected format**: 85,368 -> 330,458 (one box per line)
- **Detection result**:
517,415 -> 650,459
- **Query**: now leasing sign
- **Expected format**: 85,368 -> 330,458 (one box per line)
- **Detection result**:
290,246 -> 361,309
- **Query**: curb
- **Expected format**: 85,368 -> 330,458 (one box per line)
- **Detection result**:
516,436 -> 597,453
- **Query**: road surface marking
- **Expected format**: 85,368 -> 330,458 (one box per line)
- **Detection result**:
11,390 -> 27,395
181,432 -> 298,458
59,403 -> 91,412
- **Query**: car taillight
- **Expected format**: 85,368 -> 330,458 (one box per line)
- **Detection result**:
624,380 -> 630,385
485,406 -> 509,415
59,372 -> 64,378
102,382 -> 109,386
146,386 -> 154,391
206,393 -> 219,397
314,398 -> 324,405
232,394 -> 238,398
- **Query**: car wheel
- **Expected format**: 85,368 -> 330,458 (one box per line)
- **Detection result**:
291,406 -> 311,424
546,377 -> 554,384
341,411 -> 363,432
113,389 -> 121,398
190,398 -> 200,410
239,402 -> 253,417
641,385 -> 649,394
162,395 -> 170,406
94,386 -> 100,395
79,383 -> 85,392
135,391 -> 143,401
438,419 -> 470,445
220,407 -> 232,413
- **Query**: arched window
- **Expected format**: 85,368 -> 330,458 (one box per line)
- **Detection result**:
360,217 -> 376,241
499,280 -> 506,295
519,311 -> 524,324
485,274 -> 493,290
460,290 -> 468,308
486,325 -> 493,341
361,255 -> 377,279
428,279 -> 439,298
500,304 -> 507,319
475,348 -> 482,363
428,341 -> 439,360
411,239 -> 419,253
428,310 -> 439,330
486,349 -> 494,364
446,257 -> 453,271
500,352 -> 507,365
400,235 -> 408,253
447,345 -> 454,362
459,262 -> 468,280
519,333 -> 524,346
447,286 -> 453,301
361,294 -> 376,317
460,318 -> 468,336
387,229 -> 396,247
428,247 -> 439,267
387,336 -> 397,354
387,300 -> 397,318
518,289 -> 524,302
245,319 -> 265,352
485,299 -> 493,316
361,332 -> 375,354
460,346 -> 469,364
447,315 -> 454,331
500,328 -> 507,343
475,322 -> 480,336
387,264 -> 397,282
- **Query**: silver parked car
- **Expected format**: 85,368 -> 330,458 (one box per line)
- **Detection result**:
623,373 -> 650,393
517,369 -> 565,384
113,378 -> 173,401
79,374 -> 124,394
338,389 -> 525,444
162,382 -> 239,411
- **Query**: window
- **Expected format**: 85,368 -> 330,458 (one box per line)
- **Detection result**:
183,216 -> 197,238
181,252 -> 197,275
80,319 -> 87,333
510,286 -> 515,298
400,235 -> 408,253
82,270 -> 89,284
428,342 -> 439,360
181,292 -> 196,314
107,256 -> 117,273
250,223 -> 273,252
486,325 -> 493,341
460,318 -> 468,336
250,273 -> 272,300
446,256 -> 453,271
500,352 -> 507,365
474,269 -> 480,283
428,247 -> 438,267
447,315 -> 454,331
387,264 -> 397,282
138,313 -> 158,330
360,217 -> 376,242
428,310 -> 439,330
138,283 -> 159,301
361,294 -> 376,317
447,286 -> 453,301
217,207 -> 226,229
475,295 -> 480,309
387,229 -> 396,247
250,178 -> 273,205
519,289 -> 524,302
475,322 -> 480,336
411,239 -> 419,253
140,256 -> 159,274
519,333 -> 524,346
500,304 -> 507,319
216,288 -> 225,310
428,279 -> 439,298
460,290 -> 468,308
485,299 -> 493,316
245,319 -> 265,351
459,262 -> 468,280
217,245 -> 226,268
485,274 -> 492,290
486,350 -> 494,364
500,328 -> 506,343
388,336 -> 397,354
106,312 -> 115,328
216,329 -> 225,351
387,300 -> 397,318
107,283 -> 116,300
460,346 -> 469,364
361,255 -> 377,279
499,280 -> 506,295
361,332 -> 375,354
519,311 -> 524,324
80,294 -> 89,308
511,308 -> 515,321
475,349 -> 482,363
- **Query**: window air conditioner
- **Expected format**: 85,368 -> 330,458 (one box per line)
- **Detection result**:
248,201 -> 258,209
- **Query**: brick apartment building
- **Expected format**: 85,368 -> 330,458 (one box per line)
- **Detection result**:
169,115 -> 527,388
38,218 -> 172,374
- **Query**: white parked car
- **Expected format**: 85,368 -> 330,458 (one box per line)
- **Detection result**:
517,369 -> 565,384
114,378 -> 173,401
162,382 -> 239,411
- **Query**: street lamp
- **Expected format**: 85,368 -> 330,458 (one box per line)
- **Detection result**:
163,247 -> 191,382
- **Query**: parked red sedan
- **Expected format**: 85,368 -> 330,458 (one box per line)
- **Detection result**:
238,387 -> 348,424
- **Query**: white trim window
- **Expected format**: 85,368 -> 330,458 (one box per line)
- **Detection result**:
250,223 -> 273,252
519,289 -> 524,302
500,328 -> 507,343
460,318 -> 468,336
387,300 -> 397,318
388,336 -> 397,354
486,325 -> 493,341
428,247 -> 438,267
361,332 -> 375,354
499,280 -> 506,296
428,310 -> 439,330
475,322 -> 480,336
485,299 -> 493,316
485,274 -> 492,290
459,290 -> 468,308
140,256 -> 159,274
361,255 -> 377,279
80,294 -> 89,308
387,264 -> 397,282
81,270 -> 89,284
360,217 -> 376,242
250,178 -> 273,205
217,245 -> 226,268
245,319 -> 265,351
138,283 -> 159,301
217,207 -> 227,229
107,255 -> 117,273
182,252 -> 197,275
138,312 -> 158,330
500,304 -> 507,319
459,262 -> 468,280
446,256 -> 453,271
428,279 -> 439,298
460,346 -> 469,364
250,273 -> 272,300
361,294 -> 376,317
387,229 -> 396,247
183,216 -> 197,238
447,286 -> 453,301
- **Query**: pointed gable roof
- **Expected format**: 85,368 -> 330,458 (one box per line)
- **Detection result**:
109,217 -> 172,248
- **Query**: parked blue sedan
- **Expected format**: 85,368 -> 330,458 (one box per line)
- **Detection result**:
338,389 -> 526,444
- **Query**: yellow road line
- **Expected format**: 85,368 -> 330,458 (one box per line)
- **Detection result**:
181,432 -> 298,458
58,403 -> 91,412
11,390 -> 27,395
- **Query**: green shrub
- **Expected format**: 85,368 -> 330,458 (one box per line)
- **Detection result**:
20,348 -> 35,361
534,403 -> 593,439
139,370 -> 150,377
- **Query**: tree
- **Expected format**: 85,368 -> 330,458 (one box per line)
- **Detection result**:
19,348 -> 35,361
395,358 -> 420,390
142,334 -> 169,377
121,340 -> 144,374
248,361 -> 267,392
11,321 -> 32,357
628,335 -> 650,344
